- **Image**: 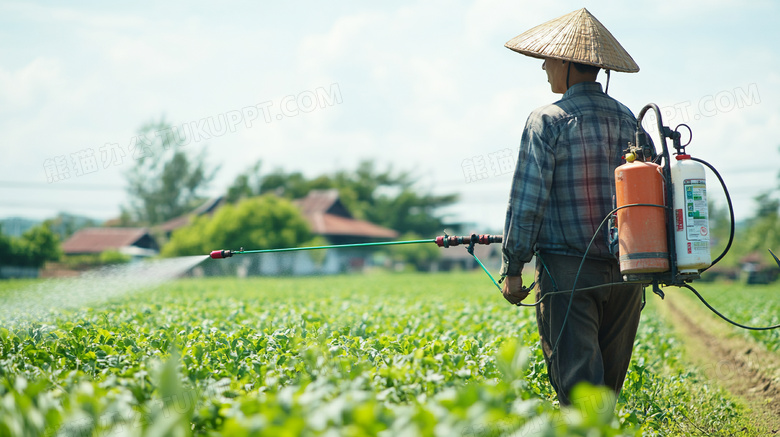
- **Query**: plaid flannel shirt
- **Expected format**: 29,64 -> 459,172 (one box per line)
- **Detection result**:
501,82 -> 639,276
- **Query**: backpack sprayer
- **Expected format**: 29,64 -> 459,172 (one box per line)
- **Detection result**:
208,102 -> 779,329
608,103 -> 780,331
613,102 -> 720,293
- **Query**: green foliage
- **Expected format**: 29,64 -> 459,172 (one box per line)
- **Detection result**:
60,253 -> 102,268
0,223 -> 62,268
99,250 -> 132,265
711,143 -> 780,270
675,282 -> 780,351
617,294 -> 761,436
305,235 -> 330,266
259,169 -> 317,200
707,199 -> 731,262
60,250 -> 132,269
0,274 -> 763,435
123,119 -> 217,226
389,232 -> 440,271
162,195 -> 313,257
723,192 -> 780,270
225,160 -> 263,204
0,228 -> 12,266
22,224 -> 62,267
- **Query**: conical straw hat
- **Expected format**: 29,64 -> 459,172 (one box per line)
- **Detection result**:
505,8 -> 639,73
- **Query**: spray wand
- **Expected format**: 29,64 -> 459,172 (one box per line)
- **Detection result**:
209,233 -> 506,289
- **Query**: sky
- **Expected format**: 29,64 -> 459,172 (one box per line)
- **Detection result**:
1,0 -> 778,233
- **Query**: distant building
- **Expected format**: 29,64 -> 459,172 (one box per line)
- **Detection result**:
255,189 -> 398,275
61,227 -> 159,258
293,189 -> 398,243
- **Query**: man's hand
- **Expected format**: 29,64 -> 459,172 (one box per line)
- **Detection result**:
502,275 -> 529,305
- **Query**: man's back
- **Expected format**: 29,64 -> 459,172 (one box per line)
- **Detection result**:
504,82 -> 637,266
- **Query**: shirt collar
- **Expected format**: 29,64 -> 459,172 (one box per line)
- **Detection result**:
562,82 -> 604,99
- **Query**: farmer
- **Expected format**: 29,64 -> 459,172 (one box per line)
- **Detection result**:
499,8 -> 643,405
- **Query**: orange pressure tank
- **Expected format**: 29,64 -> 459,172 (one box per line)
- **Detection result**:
614,154 -> 670,274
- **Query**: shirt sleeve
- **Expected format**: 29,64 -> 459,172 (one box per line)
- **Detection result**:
500,111 -> 556,276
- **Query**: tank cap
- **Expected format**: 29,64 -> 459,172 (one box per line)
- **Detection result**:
675,154 -> 691,160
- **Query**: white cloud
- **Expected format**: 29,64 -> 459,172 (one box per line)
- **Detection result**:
0,57 -> 62,111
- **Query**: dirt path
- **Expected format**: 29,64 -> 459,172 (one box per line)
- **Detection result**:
657,288 -> 780,434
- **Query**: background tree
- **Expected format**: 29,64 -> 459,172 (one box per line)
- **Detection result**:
718,145 -> 780,271
225,160 -> 263,204
0,224 -> 62,269
731,192 -> 780,265
0,225 -> 13,267
123,119 -> 216,226
331,161 -> 457,236
259,169 -> 316,199
389,232 -> 441,271
162,195 -> 313,257
706,199 -> 733,266
19,224 -> 62,268
98,250 -> 132,265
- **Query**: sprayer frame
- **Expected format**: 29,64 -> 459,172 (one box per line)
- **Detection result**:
622,103 -> 701,294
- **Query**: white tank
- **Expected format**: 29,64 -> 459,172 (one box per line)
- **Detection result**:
671,155 -> 712,273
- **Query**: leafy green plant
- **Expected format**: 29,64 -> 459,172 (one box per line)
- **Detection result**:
676,282 -> 780,351
0,273 -> 765,435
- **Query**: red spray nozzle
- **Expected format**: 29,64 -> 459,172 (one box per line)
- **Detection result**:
210,250 -> 233,259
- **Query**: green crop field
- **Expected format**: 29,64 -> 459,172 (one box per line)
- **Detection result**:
674,282 -> 780,351
0,273 -> 766,436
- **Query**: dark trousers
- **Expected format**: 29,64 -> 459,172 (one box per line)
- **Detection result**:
534,253 -> 643,405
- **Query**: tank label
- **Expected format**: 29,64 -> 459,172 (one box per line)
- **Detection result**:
683,179 -> 708,247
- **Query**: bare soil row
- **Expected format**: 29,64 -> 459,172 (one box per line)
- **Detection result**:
658,288 -> 780,435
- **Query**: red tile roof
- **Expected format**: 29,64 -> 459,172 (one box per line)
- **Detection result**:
304,212 -> 398,239
294,189 -> 397,239
294,189 -> 352,218
61,227 -> 153,254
